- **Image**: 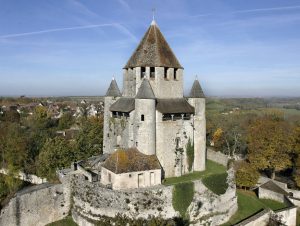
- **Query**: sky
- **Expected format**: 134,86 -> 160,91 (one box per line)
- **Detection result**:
0,0 -> 300,97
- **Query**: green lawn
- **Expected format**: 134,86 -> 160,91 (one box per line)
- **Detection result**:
222,190 -> 288,226
46,217 -> 78,226
172,182 -> 194,217
163,160 -> 227,186
202,173 -> 228,195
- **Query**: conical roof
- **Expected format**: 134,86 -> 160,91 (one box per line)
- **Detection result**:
106,78 -> 121,97
189,79 -> 205,98
136,79 -> 155,99
124,20 -> 182,69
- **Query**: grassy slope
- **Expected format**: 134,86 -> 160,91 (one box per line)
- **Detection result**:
163,160 -> 226,186
46,217 -> 78,226
222,190 -> 288,226
172,182 -> 194,217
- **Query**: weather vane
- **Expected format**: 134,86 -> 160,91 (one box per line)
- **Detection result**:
152,8 -> 156,21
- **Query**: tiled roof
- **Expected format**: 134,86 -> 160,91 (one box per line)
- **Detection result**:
189,79 -> 205,98
124,21 -> 182,69
136,79 -> 155,99
109,97 -> 135,113
102,148 -> 161,174
156,98 -> 195,114
106,79 -> 121,97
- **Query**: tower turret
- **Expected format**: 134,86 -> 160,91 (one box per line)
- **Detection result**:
134,79 -> 156,155
103,78 -> 122,154
188,78 -> 206,171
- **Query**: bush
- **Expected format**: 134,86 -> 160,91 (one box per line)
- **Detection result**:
172,182 -> 194,218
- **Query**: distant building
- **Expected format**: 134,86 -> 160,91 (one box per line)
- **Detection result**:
102,19 -> 206,188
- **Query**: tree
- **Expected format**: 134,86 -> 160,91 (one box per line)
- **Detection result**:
75,116 -> 103,159
291,125 -> 300,187
235,161 -> 259,189
58,112 -> 74,130
36,137 -> 75,181
247,115 -> 292,179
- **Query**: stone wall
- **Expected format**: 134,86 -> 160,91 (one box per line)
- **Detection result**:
0,168 -> 47,184
207,148 -> 229,166
275,204 -> 297,226
258,187 -> 285,203
235,209 -> 270,226
0,183 -> 70,226
188,168 -> 238,225
71,174 -> 177,223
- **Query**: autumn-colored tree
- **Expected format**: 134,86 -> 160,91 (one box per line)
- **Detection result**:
247,115 -> 292,179
212,128 -> 224,149
236,161 -> 259,189
291,125 -> 300,187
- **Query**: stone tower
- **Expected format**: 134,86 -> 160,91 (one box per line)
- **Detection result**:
103,19 -> 206,178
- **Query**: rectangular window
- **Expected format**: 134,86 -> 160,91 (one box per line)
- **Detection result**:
174,69 -> 178,80
164,67 -> 168,80
108,173 -> 111,183
141,67 -> 146,78
141,114 -> 145,121
150,67 -> 155,79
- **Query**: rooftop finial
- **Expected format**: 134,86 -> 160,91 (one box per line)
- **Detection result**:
195,75 -> 198,80
112,76 -> 115,80
151,8 -> 156,25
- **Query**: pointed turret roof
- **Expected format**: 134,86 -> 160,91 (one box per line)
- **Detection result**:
189,79 -> 205,98
124,20 -> 182,69
136,79 -> 155,99
106,78 -> 121,97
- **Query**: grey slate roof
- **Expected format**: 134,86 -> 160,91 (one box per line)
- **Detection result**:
124,21 -> 182,69
189,79 -> 205,98
106,79 -> 121,97
260,180 -> 289,196
136,79 -> 156,99
156,98 -> 195,114
109,98 -> 135,113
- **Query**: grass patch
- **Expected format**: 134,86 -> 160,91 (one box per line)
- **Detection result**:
259,199 -> 287,211
46,216 -> 78,226
202,173 -> 228,195
172,182 -> 194,217
163,160 -> 226,186
222,190 -> 289,226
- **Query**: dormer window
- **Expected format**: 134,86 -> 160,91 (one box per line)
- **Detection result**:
150,67 -> 155,79
141,67 -> 146,79
174,69 -> 178,80
164,67 -> 168,80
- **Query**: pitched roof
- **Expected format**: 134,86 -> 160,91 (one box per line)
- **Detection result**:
260,180 -> 289,196
109,97 -> 135,113
106,79 -> 121,97
124,21 -> 182,69
102,148 -> 161,174
189,79 -> 205,98
156,98 -> 195,114
136,79 -> 155,99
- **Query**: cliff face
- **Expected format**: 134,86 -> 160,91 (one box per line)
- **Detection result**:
0,183 -> 70,226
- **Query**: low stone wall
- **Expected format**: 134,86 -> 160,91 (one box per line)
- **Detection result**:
188,168 -> 238,225
0,168 -> 47,184
0,183 -> 70,226
235,209 -> 270,226
207,148 -> 229,167
275,204 -> 297,226
258,187 -> 285,203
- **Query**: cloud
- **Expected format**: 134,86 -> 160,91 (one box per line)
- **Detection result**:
192,5 -> 300,18
0,23 -> 138,43
117,0 -> 131,11
66,0 -> 99,18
